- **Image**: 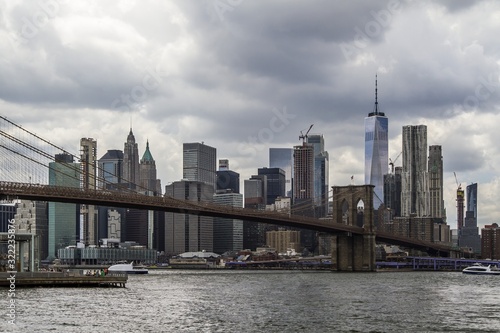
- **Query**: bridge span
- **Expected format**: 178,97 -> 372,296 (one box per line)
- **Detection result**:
0,181 -> 363,234
0,181 -> 454,259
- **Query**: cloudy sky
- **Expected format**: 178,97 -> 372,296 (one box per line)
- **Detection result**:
1,0 -> 499,229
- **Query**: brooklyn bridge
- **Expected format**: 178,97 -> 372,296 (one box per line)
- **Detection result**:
0,116 -> 457,271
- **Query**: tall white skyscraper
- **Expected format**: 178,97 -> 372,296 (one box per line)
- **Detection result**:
364,76 -> 388,206
401,125 -> 429,217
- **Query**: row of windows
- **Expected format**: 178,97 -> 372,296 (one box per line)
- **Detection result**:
365,131 -> 388,141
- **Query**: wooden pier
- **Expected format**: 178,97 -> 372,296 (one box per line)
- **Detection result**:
0,272 -> 127,288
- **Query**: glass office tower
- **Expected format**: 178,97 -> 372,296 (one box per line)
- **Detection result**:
364,77 -> 388,206
269,148 -> 293,198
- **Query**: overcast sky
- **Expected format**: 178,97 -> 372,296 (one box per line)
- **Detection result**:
1,1 -> 499,229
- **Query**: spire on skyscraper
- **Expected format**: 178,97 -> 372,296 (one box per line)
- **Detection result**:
369,74 -> 385,117
127,127 -> 135,143
141,140 -> 154,163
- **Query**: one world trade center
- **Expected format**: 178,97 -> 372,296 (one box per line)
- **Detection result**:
364,75 -> 388,207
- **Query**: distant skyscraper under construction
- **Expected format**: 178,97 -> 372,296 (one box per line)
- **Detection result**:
293,143 -> 314,201
364,76 -> 388,206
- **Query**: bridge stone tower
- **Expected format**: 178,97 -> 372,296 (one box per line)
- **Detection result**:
330,185 -> 376,271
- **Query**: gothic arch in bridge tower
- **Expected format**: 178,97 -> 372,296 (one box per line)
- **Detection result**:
333,186 -> 374,231
330,185 -> 376,271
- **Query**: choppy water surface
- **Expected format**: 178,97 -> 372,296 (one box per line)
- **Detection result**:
4,270 -> 500,332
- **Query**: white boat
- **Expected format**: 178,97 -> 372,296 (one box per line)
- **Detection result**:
462,263 -> 500,275
108,262 -> 148,274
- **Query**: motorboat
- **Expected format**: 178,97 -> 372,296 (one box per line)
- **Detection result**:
108,262 -> 148,274
462,263 -> 500,275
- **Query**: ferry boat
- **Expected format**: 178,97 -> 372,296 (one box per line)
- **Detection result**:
108,262 -> 148,274
462,263 -> 500,275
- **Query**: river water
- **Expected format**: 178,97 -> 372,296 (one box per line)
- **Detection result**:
3,269 -> 500,333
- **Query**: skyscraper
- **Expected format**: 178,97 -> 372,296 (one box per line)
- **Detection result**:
138,140 -> 162,249
80,138 -> 97,246
48,153 -> 80,258
164,180 -> 214,255
214,159 -> 242,253
244,175 -> 267,250
216,159 -> 240,194
213,191 -> 243,254
383,166 -> 402,218
269,148 -> 294,198
364,76 -> 388,206
98,149 -> 123,189
428,145 -> 445,220
14,200 -> 48,268
293,142 -> 317,252
97,150 -> 125,242
183,142 -> 216,189
401,125 -> 429,217
139,140 -> 162,195
460,183 -> 480,254
123,128 -> 140,189
258,167 -> 286,205
293,143 -> 314,201
466,182 -> 478,218
307,134 -> 329,217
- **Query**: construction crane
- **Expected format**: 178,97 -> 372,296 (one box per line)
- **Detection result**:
454,172 -> 462,190
389,151 -> 402,174
299,124 -> 314,143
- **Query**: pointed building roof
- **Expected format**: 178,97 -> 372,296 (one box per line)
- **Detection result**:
127,128 -> 136,143
141,140 -> 154,163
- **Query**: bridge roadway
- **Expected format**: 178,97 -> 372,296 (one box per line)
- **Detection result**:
0,181 -> 453,255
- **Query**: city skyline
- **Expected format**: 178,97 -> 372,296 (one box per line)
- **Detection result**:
1,1 -> 500,229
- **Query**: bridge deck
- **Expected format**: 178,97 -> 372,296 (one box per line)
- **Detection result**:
0,181 -> 455,255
